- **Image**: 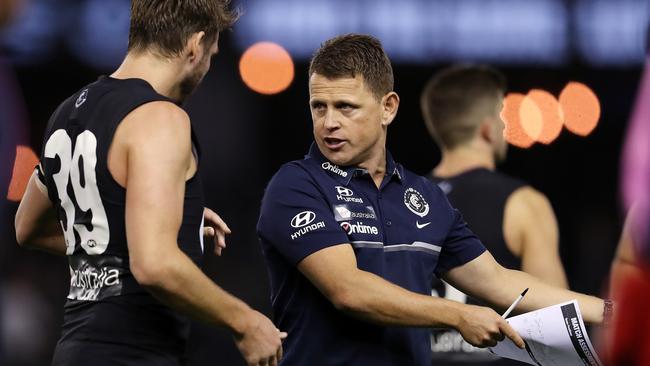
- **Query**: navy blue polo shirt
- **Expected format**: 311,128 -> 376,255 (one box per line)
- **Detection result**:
257,144 -> 486,366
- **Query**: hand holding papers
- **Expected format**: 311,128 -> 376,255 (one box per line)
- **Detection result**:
490,300 -> 603,366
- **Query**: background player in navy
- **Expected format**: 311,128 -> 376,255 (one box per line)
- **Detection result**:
257,34 -> 606,365
14,1 -> 285,365
420,65 -> 568,364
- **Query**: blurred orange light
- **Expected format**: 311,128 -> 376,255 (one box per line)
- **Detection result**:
502,93 -> 535,148
559,81 -> 600,137
525,89 -> 563,144
7,145 -> 39,202
239,42 -> 294,95
519,93 -> 544,142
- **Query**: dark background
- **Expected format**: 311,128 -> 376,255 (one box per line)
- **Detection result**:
0,0 -> 646,365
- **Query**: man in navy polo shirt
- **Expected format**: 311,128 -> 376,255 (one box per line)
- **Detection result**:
257,34 -> 606,366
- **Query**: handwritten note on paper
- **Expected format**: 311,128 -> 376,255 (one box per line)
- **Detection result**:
489,300 -> 602,366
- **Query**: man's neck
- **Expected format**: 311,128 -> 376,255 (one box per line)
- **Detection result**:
356,148 -> 387,189
111,51 -> 182,101
433,146 -> 495,178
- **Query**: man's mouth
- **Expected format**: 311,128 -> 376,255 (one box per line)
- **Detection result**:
324,137 -> 347,150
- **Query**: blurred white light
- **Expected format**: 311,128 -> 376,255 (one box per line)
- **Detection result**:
575,0 -> 649,66
234,0 -> 570,65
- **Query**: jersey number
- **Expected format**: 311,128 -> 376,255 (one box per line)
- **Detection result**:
44,129 -> 110,255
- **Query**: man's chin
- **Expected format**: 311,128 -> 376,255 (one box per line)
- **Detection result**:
321,149 -> 353,167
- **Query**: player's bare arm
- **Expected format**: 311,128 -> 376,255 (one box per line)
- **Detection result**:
15,170 -> 66,255
297,243 -> 525,348
504,186 -> 568,288
118,101 -> 284,365
444,251 -> 604,323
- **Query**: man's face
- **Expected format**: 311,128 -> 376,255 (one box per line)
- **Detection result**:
309,73 -> 389,167
179,33 -> 219,102
493,94 -> 508,163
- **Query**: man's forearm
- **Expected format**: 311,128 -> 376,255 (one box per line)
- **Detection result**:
331,268 -> 465,329
16,209 -> 67,255
486,268 -> 604,323
446,253 -> 604,324
22,234 -> 67,255
133,247 -> 254,335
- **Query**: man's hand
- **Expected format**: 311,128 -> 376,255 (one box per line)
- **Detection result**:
203,207 -> 231,256
456,304 -> 525,349
233,310 -> 287,366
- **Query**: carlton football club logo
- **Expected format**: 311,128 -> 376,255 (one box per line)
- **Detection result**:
404,188 -> 429,217
75,89 -> 89,108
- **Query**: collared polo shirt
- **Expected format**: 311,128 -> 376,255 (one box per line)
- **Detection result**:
257,143 -> 486,366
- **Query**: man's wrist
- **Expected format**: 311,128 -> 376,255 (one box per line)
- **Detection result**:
225,303 -> 254,337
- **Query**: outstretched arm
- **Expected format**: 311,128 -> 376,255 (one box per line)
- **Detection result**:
444,251 -> 604,323
298,243 -> 525,348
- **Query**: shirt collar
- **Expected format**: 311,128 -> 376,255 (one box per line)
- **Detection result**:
307,142 -> 404,186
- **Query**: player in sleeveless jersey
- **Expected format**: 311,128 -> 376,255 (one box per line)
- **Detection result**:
14,1 -> 284,365
421,65 -> 568,365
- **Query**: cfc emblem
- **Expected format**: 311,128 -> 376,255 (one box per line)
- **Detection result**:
404,188 -> 429,217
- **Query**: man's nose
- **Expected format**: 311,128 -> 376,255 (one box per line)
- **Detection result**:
323,109 -> 340,129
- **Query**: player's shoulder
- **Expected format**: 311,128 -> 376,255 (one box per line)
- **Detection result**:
266,159 -> 316,189
508,185 -> 552,211
133,100 -> 188,122
504,185 -> 556,231
125,101 -> 189,134
44,92 -> 83,135
113,101 -> 191,157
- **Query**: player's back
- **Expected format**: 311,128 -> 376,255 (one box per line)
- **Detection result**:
38,76 -> 205,366
430,168 -> 525,267
428,168 -> 527,365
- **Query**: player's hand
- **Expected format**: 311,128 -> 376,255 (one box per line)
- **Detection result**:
233,310 -> 287,366
456,304 -> 525,349
203,207 -> 231,256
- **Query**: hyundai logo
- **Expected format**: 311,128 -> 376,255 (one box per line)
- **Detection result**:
291,211 -> 316,228
335,186 -> 354,197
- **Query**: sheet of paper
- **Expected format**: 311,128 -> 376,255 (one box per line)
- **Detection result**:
489,300 -> 602,366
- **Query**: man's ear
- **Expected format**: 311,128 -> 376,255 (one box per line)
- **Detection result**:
381,92 -> 400,127
479,118 -> 495,143
185,31 -> 206,64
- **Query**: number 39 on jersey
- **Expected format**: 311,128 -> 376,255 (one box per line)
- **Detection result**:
44,129 -> 110,255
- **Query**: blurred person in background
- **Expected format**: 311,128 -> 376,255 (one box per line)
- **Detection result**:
605,205 -> 650,365
604,41 -> 650,366
12,1 -> 285,365
257,33 -> 606,366
420,65 -> 568,365
1,1 -> 28,364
